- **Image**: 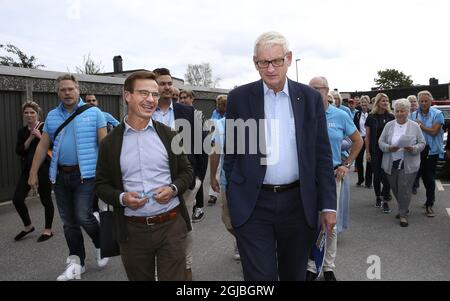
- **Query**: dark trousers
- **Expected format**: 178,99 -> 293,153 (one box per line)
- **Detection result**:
355,142 -> 372,186
371,151 -> 390,200
418,154 -> 438,207
194,180 -> 204,209
120,213 -> 187,281
13,165 -> 54,229
234,188 -> 315,281
53,171 -> 99,266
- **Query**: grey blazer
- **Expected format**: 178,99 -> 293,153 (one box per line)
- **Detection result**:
378,119 -> 426,175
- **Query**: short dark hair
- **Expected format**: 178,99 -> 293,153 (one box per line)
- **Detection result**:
124,71 -> 157,92
153,68 -> 171,77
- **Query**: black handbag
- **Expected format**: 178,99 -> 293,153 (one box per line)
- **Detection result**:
99,204 -> 120,258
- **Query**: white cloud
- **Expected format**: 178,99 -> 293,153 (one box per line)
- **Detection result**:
1,0 -> 449,91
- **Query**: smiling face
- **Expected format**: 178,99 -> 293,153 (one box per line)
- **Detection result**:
23,107 -> 38,126
124,79 -> 159,120
394,106 -> 409,124
254,44 -> 292,93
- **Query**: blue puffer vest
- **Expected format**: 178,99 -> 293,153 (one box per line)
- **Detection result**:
46,99 -> 103,183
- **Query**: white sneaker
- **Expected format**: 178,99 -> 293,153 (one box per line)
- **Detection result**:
93,211 -> 100,223
233,242 -> 240,261
96,248 -> 109,268
56,257 -> 85,281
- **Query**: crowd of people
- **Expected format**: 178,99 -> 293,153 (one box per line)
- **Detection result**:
10,31 -> 448,282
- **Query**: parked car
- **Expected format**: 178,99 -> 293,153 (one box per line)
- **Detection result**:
434,105 -> 450,132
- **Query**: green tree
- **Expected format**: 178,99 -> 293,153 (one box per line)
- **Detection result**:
75,53 -> 103,74
374,69 -> 413,89
0,44 -> 45,69
185,63 -> 221,87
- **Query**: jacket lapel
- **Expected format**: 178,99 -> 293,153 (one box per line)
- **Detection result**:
288,79 -> 305,159
250,80 -> 266,158
111,123 -> 125,190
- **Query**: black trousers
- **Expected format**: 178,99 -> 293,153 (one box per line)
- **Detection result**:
370,151 -> 390,200
13,164 -> 54,229
194,180 -> 204,209
418,154 -> 439,207
355,142 -> 372,186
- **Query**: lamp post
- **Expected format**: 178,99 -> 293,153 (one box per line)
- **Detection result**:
295,59 -> 301,82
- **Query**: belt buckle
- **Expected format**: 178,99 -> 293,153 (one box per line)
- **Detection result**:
146,217 -> 155,226
273,185 -> 281,192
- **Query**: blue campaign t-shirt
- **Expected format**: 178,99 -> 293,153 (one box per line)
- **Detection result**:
44,107 -> 106,165
326,105 -> 357,167
411,107 -> 444,155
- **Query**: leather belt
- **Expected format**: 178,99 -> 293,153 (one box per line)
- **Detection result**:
58,165 -> 80,173
261,180 -> 300,193
126,206 -> 179,226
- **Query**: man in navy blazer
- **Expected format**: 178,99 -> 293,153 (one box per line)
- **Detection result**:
223,32 -> 337,281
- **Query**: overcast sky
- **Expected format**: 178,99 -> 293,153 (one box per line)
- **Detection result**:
1,0 -> 449,92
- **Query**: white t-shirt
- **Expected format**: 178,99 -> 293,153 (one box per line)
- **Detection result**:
391,121 -> 407,161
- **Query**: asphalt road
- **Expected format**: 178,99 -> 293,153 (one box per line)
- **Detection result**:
1,170 -> 449,281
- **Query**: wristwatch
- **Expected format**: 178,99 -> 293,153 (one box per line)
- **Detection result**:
342,162 -> 351,169
168,184 -> 178,197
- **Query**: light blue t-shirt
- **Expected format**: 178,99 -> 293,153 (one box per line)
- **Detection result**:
44,107 -> 106,165
411,107 -> 444,155
335,104 -> 353,119
326,105 -> 357,167
212,117 -> 227,187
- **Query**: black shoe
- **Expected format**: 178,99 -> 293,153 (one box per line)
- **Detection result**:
14,227 -> 35,241
399,217 -> 409,227
382,202 -> 391,213
305,270 -> 318,281
356,181 -> 363,186
375,197 -> 382,208
37,232 -> 53,242
324,271 -> 337,281
207,196 -> 217,206
384,195 -> 392,202
365,184 -> 372,189
192,207 -> 205,223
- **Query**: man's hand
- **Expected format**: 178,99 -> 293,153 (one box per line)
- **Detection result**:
320,211 -> 336,235
210,177 -> 220,193
153,186 -> 174,204
335,166 -> 349,181
123,192 -> 148,210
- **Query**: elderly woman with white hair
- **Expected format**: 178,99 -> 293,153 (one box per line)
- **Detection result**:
378,99 -> 426,227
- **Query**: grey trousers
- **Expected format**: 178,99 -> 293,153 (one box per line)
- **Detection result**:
387,169 -> 417,217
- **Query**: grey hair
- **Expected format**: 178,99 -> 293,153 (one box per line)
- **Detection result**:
417,90 -> 433,100
330,90 -> 342,102
393,98 -> 411,111
253,31 -> 290,57
406,95 -> 417,102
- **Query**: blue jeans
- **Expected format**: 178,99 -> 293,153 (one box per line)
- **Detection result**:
54,171 -> 100,266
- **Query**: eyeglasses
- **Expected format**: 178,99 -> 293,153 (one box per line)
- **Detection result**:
255,57 -> 286,68
133,90 -> 160,99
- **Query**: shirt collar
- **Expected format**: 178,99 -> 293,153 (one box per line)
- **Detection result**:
123,116 -> 154,134
156,100 -> 174,113
263,78 -> 290,97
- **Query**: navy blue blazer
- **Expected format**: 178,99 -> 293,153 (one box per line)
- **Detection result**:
173,102 -> 208,184
223,79 -> 336,229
